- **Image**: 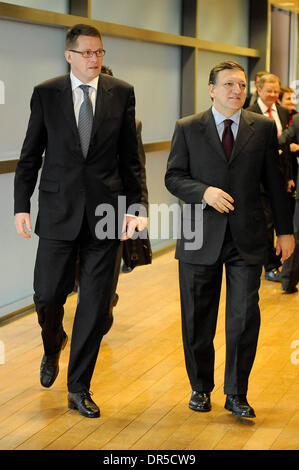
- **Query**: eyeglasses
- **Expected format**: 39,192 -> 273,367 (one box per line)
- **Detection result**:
68,49 -> 106,58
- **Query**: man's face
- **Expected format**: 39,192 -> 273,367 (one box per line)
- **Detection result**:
257,81 -> 280,108
279,92 -> 296,113
64,35 -> 103,83
208,69 -> 247,117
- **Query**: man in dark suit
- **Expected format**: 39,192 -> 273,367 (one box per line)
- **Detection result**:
165,61 -> 294,418
247,74 -> 294,282
14,24 -> 143,418
278,114 -> 299,293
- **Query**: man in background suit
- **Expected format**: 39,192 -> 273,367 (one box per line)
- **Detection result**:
278,85 -> 298,215
244,70 -> 268,108
14,24 -> 143,418
278,114 -> 299,293
165,61 -> 294,418
100,65 -> 149,276
247,73 -> 294,282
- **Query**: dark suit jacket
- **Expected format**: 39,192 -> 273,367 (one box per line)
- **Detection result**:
14,73 -> 142,241
247,101 -> 293,183
165,108 -> 293,266
279,114 -> 299,232
135,119 -> 148,214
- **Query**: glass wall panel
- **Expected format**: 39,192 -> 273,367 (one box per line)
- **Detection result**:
0,19 -> 67,160
0,20 -> 66,315
2,0 -> 69,14
91,0 -> 182,35
197,0 -> 249,47
101,36 -> 181,143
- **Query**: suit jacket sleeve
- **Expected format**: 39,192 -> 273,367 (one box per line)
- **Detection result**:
14,88 -> 46,214
136,119 -> 149,213
118,87 -> 142,212
278,122 -> 296,148
261,121 -> 293,235
165,120 -> 209,203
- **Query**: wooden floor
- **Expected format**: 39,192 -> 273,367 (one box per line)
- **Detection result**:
0,248 -> 298,451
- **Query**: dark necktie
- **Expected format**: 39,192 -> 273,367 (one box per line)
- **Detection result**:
78,85 -> 93,158
222,119 -> 234,161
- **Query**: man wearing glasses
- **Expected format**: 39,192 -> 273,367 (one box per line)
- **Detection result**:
14,24 -> 142,418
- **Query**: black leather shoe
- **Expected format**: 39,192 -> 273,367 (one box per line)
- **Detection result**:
225,394 -> 255,418
189,391 -> 211,412
265,268 -> 281,282
40,334 -> 68,388
103,293 -> 119,335
68,390 -> 100,418
121,263 -> 132,273
281,286 -> 298,294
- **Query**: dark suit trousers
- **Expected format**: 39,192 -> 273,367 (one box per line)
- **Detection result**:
261,192 -> 282,271
179,227 -> 262,395
281,201 -> 299,289
33,212 -> 120,393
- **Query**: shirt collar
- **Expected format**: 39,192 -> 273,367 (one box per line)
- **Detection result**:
257,97 -> 277,114
70,71 -> 99,91
211,106 -> 241,127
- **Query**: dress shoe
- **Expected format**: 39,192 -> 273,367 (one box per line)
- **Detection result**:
40,333 -> 68,388
189,391 -> 211,412
103,293 -> 119,335
68,390 -> 100,418
225,394 -> 256,418
281,286 -> 298,294
265,268 -> 281,282
121,263 -> 132,273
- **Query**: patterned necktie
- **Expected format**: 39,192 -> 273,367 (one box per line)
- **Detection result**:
78,85 -> 93,158
222,119 -> 234,161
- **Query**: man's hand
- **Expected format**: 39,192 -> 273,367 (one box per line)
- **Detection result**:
14,212 -> 32,238
290,143 -> 299,152
276,234 -> 295,263
287,179 -> 295,192
136,216 -> 148,232
120,215 -> 139,241
203,186 -> 234,213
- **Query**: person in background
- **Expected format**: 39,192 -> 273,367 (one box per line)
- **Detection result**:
278,85 -> 298,215
247,74 -> 294,282
278,86 -> 297,126
244,70 -> 268,108
278,114 -> 299,294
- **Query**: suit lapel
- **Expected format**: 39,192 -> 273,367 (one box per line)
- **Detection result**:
89,74 -> 113,147
58,75 -> 80,143
276,103 -> 288,129
229,109 -> 255,163
202,108 -> 228,163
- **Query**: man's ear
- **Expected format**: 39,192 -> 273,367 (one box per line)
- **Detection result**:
208,83 -> 215,100
64,50 -> 71,65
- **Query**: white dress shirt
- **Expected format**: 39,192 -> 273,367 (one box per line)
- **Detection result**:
257,97 -> 282,136
70,72 -> 99,124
